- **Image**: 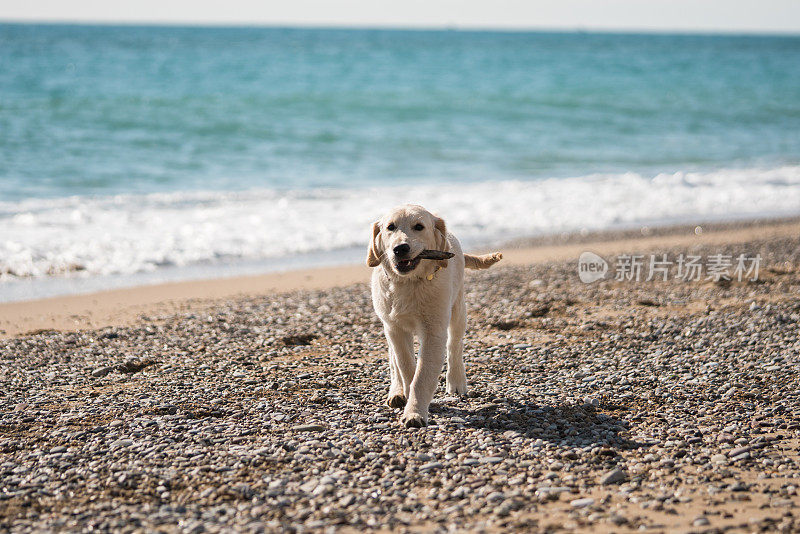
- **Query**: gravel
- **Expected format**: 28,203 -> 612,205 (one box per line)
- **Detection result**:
1,231 -> 799,532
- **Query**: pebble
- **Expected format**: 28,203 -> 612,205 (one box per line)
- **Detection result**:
486,491 -> 505,503
608,514 -> 628,525
420,462 -> 443,471
570,497 -> 595,508
91,366 -> 113,378
728,446 -> 751,457
291,424 -> 326,432
110,439 -> 133,450
1,231 -> 799,532
599,468 -> 626,485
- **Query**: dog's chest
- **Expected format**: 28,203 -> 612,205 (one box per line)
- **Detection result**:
375,280 -> 430,327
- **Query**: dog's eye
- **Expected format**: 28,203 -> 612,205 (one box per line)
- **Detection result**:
413,223 -> 424,231
387,223 -> 396,231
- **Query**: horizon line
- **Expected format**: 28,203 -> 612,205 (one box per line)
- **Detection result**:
2,18 -> 800,38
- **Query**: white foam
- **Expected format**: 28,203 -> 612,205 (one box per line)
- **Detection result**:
2,165 -> 800,287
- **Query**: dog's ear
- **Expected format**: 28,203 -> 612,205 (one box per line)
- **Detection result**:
433,216 -> 450,268
366,221 -> 382,267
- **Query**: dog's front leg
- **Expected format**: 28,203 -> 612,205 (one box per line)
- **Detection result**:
401,328 -> 447,428
384,325 -> 415,409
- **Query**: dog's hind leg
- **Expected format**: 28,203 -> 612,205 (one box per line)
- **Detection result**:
385,325 -> 415,408
446,292 -> 467,395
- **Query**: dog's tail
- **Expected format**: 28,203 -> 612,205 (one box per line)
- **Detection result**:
464,252 -> 503,270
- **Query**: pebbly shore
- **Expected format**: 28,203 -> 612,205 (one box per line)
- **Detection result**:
1,231 -> 799,532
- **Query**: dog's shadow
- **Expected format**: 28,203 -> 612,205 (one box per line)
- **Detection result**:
429,398 -> 639,450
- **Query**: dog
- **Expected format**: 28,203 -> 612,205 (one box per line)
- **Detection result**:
367,204 -> 502,427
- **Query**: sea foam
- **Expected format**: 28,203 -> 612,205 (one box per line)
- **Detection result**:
2,165 -> 800,284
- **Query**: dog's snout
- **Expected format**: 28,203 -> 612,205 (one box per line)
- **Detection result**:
393,243 -> 411,257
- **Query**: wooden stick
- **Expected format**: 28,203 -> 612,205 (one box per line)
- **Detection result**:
417,250 -> 455,260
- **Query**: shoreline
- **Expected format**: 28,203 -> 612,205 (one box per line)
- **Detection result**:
1,215 -> 799,338
2,213 -> 798,531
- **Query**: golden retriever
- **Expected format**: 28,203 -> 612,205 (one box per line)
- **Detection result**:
367,204 -> 502,427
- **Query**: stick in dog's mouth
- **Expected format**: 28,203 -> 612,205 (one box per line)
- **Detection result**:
417,250 -> 455,260
396,250 -> 453,273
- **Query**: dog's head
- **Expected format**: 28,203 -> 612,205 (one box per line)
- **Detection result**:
367,204 -> 449,277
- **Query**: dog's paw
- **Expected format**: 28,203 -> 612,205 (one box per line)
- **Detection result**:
387,394 -> 407,409
446,376 -> 468,396
446,380 -> 467,396
401,412 -> 427,428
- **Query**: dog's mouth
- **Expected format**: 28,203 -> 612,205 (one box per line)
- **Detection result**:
395,255 -> 421,273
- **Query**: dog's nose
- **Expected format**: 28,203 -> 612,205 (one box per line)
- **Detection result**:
393,243 -> 411,257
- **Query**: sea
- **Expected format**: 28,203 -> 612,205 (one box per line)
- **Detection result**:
1,24 -> 799,301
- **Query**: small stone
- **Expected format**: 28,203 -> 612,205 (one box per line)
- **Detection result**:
728,446 -> 751,457
312,484 -> 333,497
535,487 -> 571,496
693,516 -> 710,526
570,497 -> 595,508
91,366 -> 113,378
480,456 -> 504,464
729,482 -> 748,492
291,424 -> 326,432
608,514 -> 628,525
420,462 -> 443,471
599,468 -> 626,485
486,491 -> 505,503
299,480 -> 317,493
495,503 -> 512,517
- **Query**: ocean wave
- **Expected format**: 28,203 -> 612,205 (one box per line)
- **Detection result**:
2,165 -> 800,281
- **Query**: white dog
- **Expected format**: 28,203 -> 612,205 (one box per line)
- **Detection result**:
367,204 -> 502,427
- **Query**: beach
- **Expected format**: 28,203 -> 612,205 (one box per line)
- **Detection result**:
3,216 -> 798,338
2,217 -> 799,532
2,22 -> 800,533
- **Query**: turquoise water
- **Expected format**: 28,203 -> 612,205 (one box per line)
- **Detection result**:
3,25 -> 799,200
1,24 -> 800,297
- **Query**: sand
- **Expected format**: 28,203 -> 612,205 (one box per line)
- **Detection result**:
2,217 -> 799,339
